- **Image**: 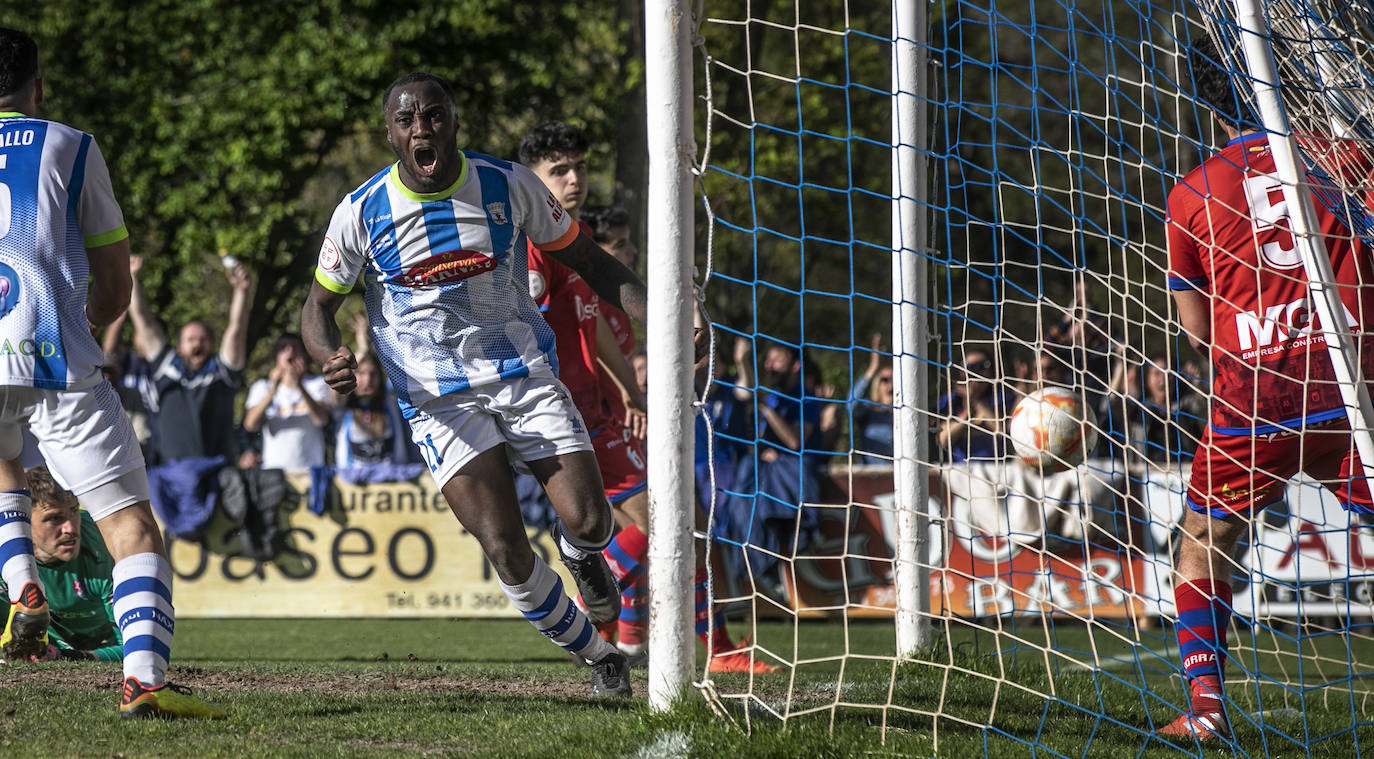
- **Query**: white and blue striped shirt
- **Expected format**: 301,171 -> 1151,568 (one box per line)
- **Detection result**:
0,112 -> 127,390
315,152 -> 577,418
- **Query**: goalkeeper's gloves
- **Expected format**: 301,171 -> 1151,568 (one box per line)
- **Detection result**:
28,645 -> 95,662
27,644 -> 60,662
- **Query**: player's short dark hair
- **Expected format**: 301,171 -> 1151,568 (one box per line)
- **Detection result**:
0,27 -> 38,101
582,205 -> 632,243
518,121 -> 589,166
382,71 -> 454,114
272,332 -> 306,358
26,465 -> 77,512
1187,35 -> 1250,127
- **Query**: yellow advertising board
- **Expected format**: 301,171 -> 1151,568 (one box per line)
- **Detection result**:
166,474 -> 574,618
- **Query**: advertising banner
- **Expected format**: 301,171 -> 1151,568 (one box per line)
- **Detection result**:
169,474 -> 570,618
166,464 -> 1374,619
785,464 -> 1147,619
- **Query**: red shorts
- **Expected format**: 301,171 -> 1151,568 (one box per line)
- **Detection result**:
591,424 -> 646,504
1188,420 -> 1374,517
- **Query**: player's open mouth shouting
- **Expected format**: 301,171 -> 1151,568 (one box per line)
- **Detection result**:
413,144 -> 439,178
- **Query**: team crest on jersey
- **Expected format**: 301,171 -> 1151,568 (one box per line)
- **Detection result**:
0,262 -> 19,318
485,201 -> 508,225
393,251 -> 496,287
529,270 -> 547,300
320,237 -> 342,271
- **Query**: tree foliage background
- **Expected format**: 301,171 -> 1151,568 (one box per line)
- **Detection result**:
6,0 -> 644,367
5,1 -> 1219,390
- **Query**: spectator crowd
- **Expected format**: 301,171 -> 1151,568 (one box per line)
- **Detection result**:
102,256 -> 422,475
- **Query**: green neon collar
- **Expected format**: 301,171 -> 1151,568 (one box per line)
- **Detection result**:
388,151 -> 468,201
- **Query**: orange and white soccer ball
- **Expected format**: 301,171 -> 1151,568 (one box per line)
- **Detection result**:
1008,386 -> 1098,472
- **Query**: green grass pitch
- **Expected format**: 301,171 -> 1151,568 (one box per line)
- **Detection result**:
1,617 -> 1370,757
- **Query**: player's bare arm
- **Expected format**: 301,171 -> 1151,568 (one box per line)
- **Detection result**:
85,238 -> 132,329
301,281 -> 358,395
547,231 -> 647,323
1170,287 -> 1212,353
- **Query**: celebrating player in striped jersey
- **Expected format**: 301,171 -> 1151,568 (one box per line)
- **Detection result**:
0,27 -> 221,718
301,73 -> 647,698
1159,38 -> 1374,742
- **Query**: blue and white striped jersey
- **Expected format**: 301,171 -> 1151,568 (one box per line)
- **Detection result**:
0,113 -> 126,390
315,152 -> 577,418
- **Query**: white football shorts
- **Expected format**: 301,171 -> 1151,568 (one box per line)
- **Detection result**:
0,381 -> 148,520
408,372 -> 594,489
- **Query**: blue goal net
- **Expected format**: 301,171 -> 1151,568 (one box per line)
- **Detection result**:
687,1 -> 1374,755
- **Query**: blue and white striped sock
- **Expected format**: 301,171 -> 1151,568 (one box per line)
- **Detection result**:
0,489 -> 41,604
112,553 -> 175,688
499,556 -> 616,664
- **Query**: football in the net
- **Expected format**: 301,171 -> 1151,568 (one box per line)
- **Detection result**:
1008,386 -> 1098,472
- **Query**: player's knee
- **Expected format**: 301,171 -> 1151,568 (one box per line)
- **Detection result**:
561,498 -> 615,546
479,535 -> 535,584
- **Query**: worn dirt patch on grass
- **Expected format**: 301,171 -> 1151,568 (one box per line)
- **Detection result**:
1,663 -> 594,701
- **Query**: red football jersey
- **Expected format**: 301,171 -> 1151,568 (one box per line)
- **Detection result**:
1167,132 -> 1374,434
602,302 -> 635,359
528,228 -> 615,432
596,301 -> 637,427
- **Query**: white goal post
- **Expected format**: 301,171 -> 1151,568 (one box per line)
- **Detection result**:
643,0 -> 697,710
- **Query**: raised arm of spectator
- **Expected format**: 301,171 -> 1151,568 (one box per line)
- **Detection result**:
815,383 -> 843,451
761,405 -> 808,451
295,369 -> 333,429
101,308 -> 129,358
125,255 -> 166,360
242,366 -> 281,434
1107,348 -> 1129,396
731,336 -> 754,401
221,264 -> 252,369
595,313 -> 647,439
85,238 -> 132,331
348,311 -> 372,361
853,331 -> 883,402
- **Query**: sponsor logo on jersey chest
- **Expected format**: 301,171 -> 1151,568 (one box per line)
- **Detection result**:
393,251 -> 495,287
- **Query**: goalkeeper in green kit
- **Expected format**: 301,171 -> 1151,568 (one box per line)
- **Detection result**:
1,466 -> 121,662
